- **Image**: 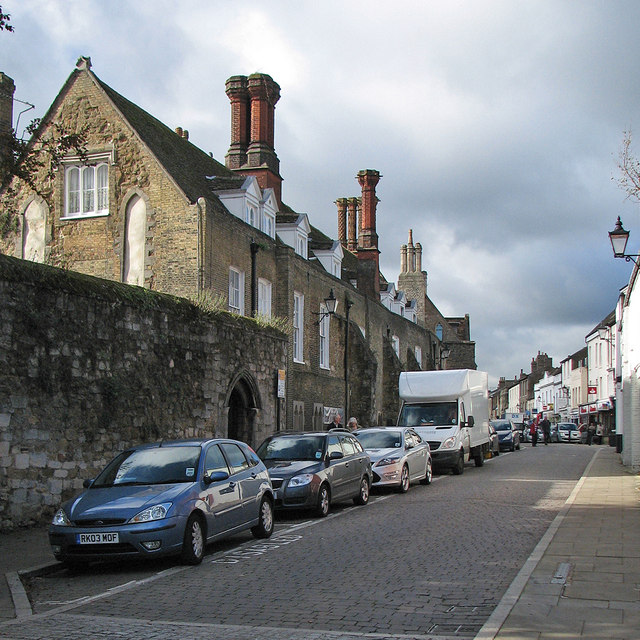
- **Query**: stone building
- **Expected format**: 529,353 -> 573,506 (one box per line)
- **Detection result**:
0,57 -> 476,435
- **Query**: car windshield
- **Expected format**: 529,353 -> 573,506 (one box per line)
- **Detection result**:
92,446 -> 202,487
357,431 -> 402,449
559,424 -> 576,431
491,421 -> 511,431
400,402 -> 458,427
257,436 -> 326,461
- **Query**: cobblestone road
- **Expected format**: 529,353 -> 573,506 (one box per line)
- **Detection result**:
1,445 -> 595,640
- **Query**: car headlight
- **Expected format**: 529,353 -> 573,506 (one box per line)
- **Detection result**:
129,503 -> 172,524
375,456 -> 400,467
52,508 -> 72,526
288,474 -> 314,487
505,433 -> 512,440
440,436 -> 457,450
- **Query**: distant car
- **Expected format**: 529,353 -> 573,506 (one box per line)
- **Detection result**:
557,422 -> 581,443
49,439 -> 274,566
487,424 -> 500,457
354,427 -> 432,492
255,431 -> 372,517
491,420 -> 521,451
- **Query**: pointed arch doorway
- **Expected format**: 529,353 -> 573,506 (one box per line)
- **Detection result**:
226,373 -> 261,446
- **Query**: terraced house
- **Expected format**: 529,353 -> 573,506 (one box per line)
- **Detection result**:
0,57 -> 476,438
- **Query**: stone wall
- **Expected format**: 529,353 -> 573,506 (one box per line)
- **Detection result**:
0,254 -> 287,531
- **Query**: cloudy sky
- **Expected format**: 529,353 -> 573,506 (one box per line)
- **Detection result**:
2,0 -> 638,386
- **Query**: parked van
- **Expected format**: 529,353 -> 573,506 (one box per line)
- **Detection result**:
397,369 -> 490,475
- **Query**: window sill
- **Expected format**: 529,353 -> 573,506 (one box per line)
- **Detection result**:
61,211 -> 109,221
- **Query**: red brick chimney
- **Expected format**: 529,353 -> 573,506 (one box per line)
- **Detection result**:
225,73 -> 283,206
225,75 -> 249,169
347,197 -> 358,252
356,169 -> 381,297
336,198 -> 347,248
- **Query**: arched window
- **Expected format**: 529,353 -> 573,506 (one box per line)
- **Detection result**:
123,195 -> 146,286
23,200 -> 46,263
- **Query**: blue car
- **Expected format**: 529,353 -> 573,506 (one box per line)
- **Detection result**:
49,439 -> 274,566
490,420 -> 521,452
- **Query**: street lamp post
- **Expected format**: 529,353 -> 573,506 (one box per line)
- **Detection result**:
315,289 -> 352,422
344,296 -> 353,421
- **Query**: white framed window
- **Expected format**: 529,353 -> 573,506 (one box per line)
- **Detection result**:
293,292 -> 304,363
392,335 -> 400,357
63,163 -> 109,218
228,267 -> 245,315
319,304 -> 330,370
246,206 -> 257,227
263,213 -> 275,238
258,278 -> 272,317
414,346 -> 422,368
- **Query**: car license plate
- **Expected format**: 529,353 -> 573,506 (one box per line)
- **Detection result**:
76,532 -> 119,544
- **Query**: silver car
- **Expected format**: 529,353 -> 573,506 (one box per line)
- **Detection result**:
557,422 -> 581,443
354,427 -> 432,492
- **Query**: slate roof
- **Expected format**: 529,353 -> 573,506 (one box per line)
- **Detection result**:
96,77 -> 245,204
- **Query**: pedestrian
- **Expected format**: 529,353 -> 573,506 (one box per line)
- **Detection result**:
586,422 -> 596,446
541,416 -> 551,445
331,412 -> 342,429
595,422 -> 604,445
530,422 -> 538,447
347,417 -> 358,431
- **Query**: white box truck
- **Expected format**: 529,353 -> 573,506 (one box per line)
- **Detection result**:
397,369 -> 490,475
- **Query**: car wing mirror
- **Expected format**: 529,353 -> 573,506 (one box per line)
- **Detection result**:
204,470 -> 230,485
467,416 -> 475,427
329,451 -> 344,460
83,478 -> 94,488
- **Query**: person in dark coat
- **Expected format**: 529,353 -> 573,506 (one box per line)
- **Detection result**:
541,417 -> 551,445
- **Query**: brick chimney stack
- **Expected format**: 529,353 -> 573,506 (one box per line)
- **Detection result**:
225,75 -> 249,169
356,169 -> 381,297
225,73 -> 283,206
336,198 -> 348,248
347,197 -> 358,252
0,72 -> 15,166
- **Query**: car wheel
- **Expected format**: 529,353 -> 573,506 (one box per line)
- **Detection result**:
510,442 -> 515,452
474,449 -> 484,467
397,464 -> 410,493
251,496 -> 274,539
420,458 -> 433,485
315,483 -> 330,517
181,513 -> 205,565
451,451 -> 464,475
353,476 -> 370,505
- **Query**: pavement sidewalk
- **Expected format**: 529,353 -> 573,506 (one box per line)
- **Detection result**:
1,446 -> 639,639
479,445 -> 640,640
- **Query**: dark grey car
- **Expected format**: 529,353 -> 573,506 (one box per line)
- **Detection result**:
256,432 -> 373,517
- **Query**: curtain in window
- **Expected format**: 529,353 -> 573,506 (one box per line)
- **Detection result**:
67,167 -> 80,215
82,167 -> 95,213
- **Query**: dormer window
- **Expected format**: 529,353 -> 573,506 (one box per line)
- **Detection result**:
311,241 -> 343,278
276,214 -> 311,259
297,235 -> 307,258
246,206 -> 257,227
